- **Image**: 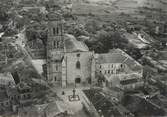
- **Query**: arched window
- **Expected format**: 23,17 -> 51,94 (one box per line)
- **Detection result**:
54,41 -> 56,48
57,41 -> 59,48
76,61 -> 81,69
53,27 -> 56,35
57,27 -> 59,35
121,64 -> 123,68
77,53 -> 80,57
56,65 -> 58,71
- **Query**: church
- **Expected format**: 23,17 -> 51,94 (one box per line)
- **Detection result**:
46,12 -> 96,88
39,12 -> 143,90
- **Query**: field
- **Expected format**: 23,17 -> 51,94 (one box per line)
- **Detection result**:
71,0 -> 167,27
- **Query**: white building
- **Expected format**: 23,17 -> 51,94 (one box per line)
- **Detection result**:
96,49 -> 143,91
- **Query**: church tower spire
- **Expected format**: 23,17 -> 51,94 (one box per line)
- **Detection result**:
47,12 -> 64,84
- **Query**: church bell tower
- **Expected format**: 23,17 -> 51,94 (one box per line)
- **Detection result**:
47,12 -> 64,84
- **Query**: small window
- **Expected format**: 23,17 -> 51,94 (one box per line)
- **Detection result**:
55,76 -> 57,81
57,41 -> 59,48
6,102 -> 9,106
121,64 -> 123,68
108,70 -> 110,74
100,65 -> 102,69
54,41 -> 56,48
56,66 -> 58,71
76,61 -> 81,69
77,53 -> 80,57
57,27 -> 59,34
53,28 -> 56,35
27,94 -> 31,99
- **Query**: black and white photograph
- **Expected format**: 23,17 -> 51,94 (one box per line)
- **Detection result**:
0,0 -> 167,117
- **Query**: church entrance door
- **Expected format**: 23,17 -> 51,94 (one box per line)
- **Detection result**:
75,78 -> 81,84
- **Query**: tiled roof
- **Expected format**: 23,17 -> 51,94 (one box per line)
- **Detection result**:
97,53 -> 127,64
0,72 -> 15,85
97,49 -> 142,71
64,34 -> 89,52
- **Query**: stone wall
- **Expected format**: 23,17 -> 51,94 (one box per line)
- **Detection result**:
65,51 -> 94,85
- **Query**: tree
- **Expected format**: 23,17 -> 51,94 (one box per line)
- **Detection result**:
85,20 -> 100,34
0,7 -> 9,22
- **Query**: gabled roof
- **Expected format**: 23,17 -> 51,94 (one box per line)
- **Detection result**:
0,72 -> 15,85
97,52 -> 126,64
97,49 -> 142,71
64,34 -> 89,53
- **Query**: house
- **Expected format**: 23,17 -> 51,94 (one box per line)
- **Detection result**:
18,101 -> 74,117
83,88 -> 134,117
96,49 -> 143,91
0,91 -> 11,115
124,94 -> 166,116
17,82 -> 33,105
0,86 -> 19,115
0,91 -> 10,108
26,38 -> 46,59
0,72 -> 15,89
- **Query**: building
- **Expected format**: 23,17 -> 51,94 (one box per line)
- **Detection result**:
26,38 -> 46,59
0,91 -> 10,109
83,88 -> 134,117
0,86 -> 19,115
96,49 -> 143,91
18,101 -> 74,117
17,82 -> 33,105
46,12 -> 95,88
0,72 -> 15,89
124,94 -> 166,116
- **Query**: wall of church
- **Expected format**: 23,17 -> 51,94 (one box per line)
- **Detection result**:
47,61 -> 62,83
64,51 -> 94,85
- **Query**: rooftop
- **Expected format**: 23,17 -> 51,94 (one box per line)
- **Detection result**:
83,89 -> 133,117
96,49 -> 142,71
0,72 -> 15,85
64,34 -> 89,53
